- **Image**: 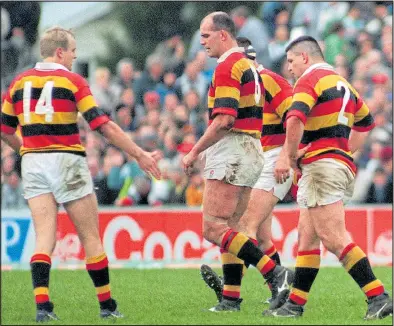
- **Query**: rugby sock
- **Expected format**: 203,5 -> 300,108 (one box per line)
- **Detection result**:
340,243 -> 384,298
288,249 -> 321,306
220,238 -> 257,300
220,251 -> 243,300
265,245 -> 281,266
31,253 -> 52,311
221,230 -> 276,280
86,253 -> 113,310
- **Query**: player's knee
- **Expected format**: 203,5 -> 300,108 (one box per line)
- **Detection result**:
202,216 -> 228,244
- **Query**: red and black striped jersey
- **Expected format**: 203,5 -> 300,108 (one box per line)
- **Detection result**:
1,62 -> 109,156
208,47 -> 264,139
286,63 -> 375,174
257,65 -> 292,152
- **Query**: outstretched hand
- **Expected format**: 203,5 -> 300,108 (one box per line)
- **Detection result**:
137,150 -> 163,180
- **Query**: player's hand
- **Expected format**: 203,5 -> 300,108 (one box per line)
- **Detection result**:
288,144 -> 311,176
274,155 -> 291,184
182,150 -> 198,176
136,150 -> 163,180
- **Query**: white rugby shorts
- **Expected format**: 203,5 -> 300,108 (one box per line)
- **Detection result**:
22,152 -> 93,203
297,158 -> 355,208
253,146 -> 294,200
203,132 -> 264,187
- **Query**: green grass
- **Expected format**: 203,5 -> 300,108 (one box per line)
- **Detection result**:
1,267 -> 392,325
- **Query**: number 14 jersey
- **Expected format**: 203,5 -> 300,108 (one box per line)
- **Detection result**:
286,63 -> 375,175
1,62 -> 109,156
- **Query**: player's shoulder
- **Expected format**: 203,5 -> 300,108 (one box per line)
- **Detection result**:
261,68 -> 291,87
217,51 -> 248,73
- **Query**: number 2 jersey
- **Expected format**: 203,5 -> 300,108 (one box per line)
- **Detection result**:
286,63 -> 375,174
1,62 -> 109,156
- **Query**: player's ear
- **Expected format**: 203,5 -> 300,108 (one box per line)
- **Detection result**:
220,30 -> 226,41
301,52 -> 308,64
55,47 -> 64,59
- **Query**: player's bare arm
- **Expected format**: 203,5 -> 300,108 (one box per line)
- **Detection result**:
98,121 -> 162,179
1,133 -> 22,153
182,114 -> 235,175
348,129 -> 370,155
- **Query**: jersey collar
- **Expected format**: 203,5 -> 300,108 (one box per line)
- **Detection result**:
217,47 -> 245,63
300,62 -> 335,79
35,62 -> 70,71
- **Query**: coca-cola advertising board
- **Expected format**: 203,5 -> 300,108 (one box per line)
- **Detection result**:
2,206 -> 392,269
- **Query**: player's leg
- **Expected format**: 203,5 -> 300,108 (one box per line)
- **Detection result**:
21,153 -> 59,322
203,180 -> 294,311
55,153 -> 122,319
63,193 -> 122,318
292,159 -> 391,319
311,201 -> 392,320
265,208 -> 321,317
28,194 -> 60,322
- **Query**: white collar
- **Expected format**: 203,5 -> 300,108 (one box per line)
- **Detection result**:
300,62 -> 335,79
35,62 -> 69,71
257,64 -> 264,72
217,47 -> 245,63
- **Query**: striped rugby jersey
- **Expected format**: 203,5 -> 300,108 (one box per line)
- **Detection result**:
257,65 -> 292,152
208,47 -> 264,139
286,63 -> 375,174
1,62 -> 109,156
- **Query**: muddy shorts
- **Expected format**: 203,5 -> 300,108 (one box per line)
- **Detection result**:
253,146 -> 294,200
22,152 -> 93,204
203,133 -> 264,187
297,158 -> 355,208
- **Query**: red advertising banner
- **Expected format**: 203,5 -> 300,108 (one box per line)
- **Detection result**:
51,207 -> 392,267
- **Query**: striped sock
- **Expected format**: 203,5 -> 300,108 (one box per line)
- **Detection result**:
265,245 -> 281,266
86,253 -> 113,309
220,251 -> 243,301
30,253 -> 52,311
340,243 -> 384,298
221,230 -> 276,280
289,249 -> 321,306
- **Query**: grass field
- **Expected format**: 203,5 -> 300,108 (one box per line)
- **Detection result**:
1,267 -> 392,325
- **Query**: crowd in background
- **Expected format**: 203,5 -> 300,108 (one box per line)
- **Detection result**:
1,1 -> 393,209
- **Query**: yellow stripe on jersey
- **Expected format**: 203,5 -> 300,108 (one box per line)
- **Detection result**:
262,74 -> 282,98
277,96 -> 292,118
293,92 -> 316,109
77,95 -> 97,113
305,112 -> 354,130
17,112 -> 78,126
10,75 -> 78,98
230,58 -> 252,81
215,86 -> 240,99
2,99 -> 15,116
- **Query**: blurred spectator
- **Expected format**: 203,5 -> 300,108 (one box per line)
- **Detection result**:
114,58 -> 136,91
90,67 -> 122,118
152,30 -> 185,76
184,89 -> 207,139
155,71 -> 182,105
365,1 -> 392,37
188,31 -> 217,82
365,166 -> 392,203
117,175 -> 152,206
185,169 -> 204,206
343,4 -> 365,43
290,2 -> 323,40
318,2 -> 350,38
324,21 -> 356,66
1,171 -> 27,209
259,2 -> 290,38
134,54 -> 163,105
268,24 -> 290,72
231,5 -> 272,68
175,60 -> 209,101
87,155 -> 117,205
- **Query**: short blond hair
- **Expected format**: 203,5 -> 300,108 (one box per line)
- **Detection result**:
40,26 -> 75,58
